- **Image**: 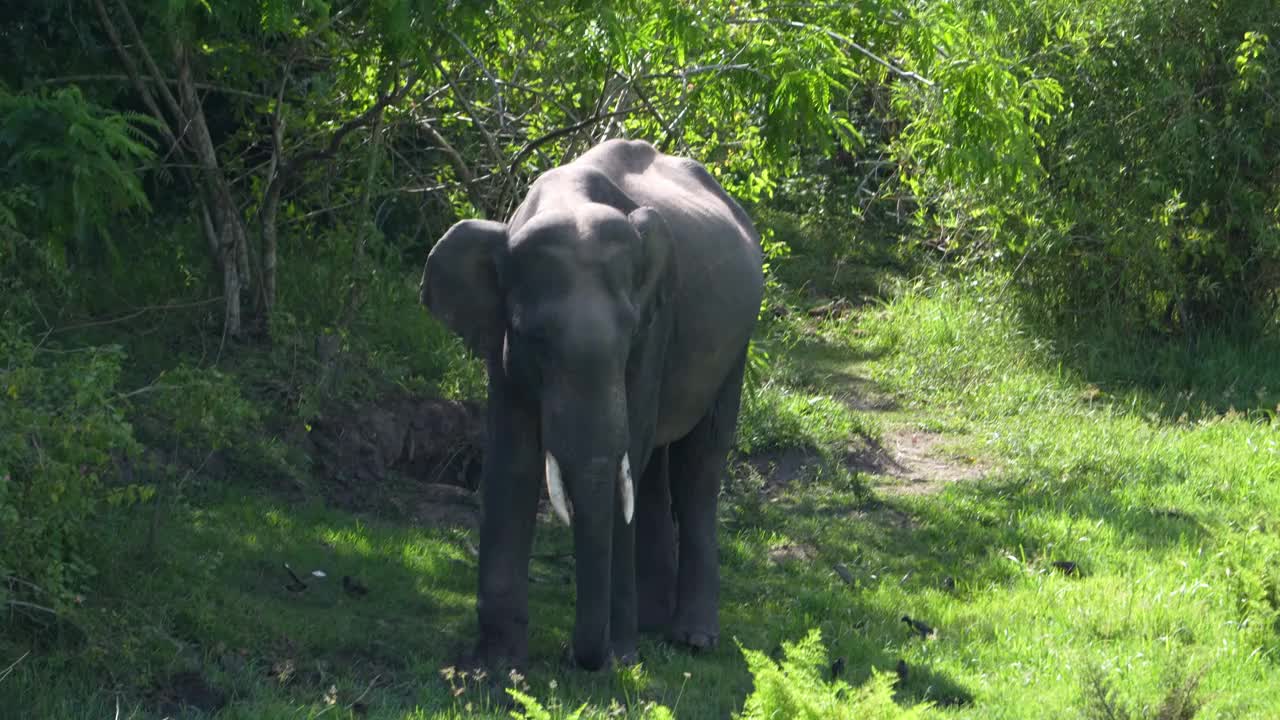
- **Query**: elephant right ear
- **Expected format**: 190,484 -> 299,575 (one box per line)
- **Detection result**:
420,219 -> 509,357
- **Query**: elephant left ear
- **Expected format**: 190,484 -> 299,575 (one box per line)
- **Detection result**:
627,206 -> 674,314
420,218 -> 509,357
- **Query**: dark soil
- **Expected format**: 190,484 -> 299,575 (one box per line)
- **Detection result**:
150,670 -> 226,717
297,394 -> 485,515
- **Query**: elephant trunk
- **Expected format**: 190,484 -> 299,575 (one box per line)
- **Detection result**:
541,373 -> 631,670
543,449 -> 633,671
564,455 -> 616,670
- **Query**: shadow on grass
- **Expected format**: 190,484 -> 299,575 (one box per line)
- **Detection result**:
29,485 -> 488,718
716,431 -> 1215,714
1017,298 -> 1280,425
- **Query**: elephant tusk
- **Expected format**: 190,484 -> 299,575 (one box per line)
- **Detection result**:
619,453 -> 634,525
545,451 -> 573,526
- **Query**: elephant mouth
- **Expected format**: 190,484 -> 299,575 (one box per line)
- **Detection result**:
544,451 -> 634,526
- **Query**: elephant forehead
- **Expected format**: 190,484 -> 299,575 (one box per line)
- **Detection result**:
506,231 -> 633,291
511,206 -> 633,255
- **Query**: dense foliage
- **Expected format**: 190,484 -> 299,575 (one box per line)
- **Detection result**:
895,0 -> 1280,332
0,0 -> 1277,715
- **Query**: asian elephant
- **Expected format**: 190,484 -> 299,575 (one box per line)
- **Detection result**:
419,138 -> 763,672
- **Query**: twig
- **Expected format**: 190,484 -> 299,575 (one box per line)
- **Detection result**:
641,63 -> 761,80
345,673 -> 382,711
445,28 -> 506,132
35,74 -> 272,101
50,297 -> 223,334
433,55 -> 509,206
5,600 -> 57,616
417,120 -> 490,218
284,71 -> 420,173
729,17 -> 934,87
508,105 -> 652,174
612,69 -> 679,153
0,651 -> 30,684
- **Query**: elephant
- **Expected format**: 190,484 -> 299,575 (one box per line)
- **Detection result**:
419,138 -> 764,672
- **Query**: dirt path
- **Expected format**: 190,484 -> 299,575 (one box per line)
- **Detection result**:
859,427 -> 990,495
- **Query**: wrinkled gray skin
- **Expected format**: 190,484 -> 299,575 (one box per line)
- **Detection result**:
420,138 -> 763,672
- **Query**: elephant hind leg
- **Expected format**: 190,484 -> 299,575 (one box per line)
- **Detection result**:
666,345 -> 749,652
636,445 -> 676,634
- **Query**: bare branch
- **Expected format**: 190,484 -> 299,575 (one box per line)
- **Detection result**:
88,0 -> 178,151
285,72 -> 420,174
4,600 -> 57,616
418,120 -> 491,218
50,297 -> 224,334
729,17 -> 935,87
35,74 -> 272,101
640,63 -> 761,80
510,105 -> 653,175
434,57 -> 507,176
445,28 -> 507,133
0,651 -> 31,684
611,70 -> 680,153
111,0 -> 190,125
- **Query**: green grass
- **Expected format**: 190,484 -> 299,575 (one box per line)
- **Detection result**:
4,276 -> 1280,718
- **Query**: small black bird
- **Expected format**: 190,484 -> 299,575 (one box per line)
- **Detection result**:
1051,560 -> 1079,576
342,575 -> 369,597
830,656 -> 846,680
901,615 -> 936,639
941,576 -> 956,591
283,563 -> 307,592
896,659 -> 909,683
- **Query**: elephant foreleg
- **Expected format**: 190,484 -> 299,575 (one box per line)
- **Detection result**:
473,375 -> 541,672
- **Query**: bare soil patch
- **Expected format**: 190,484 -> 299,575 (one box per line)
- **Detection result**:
853,428 -> 989,496
824,370 -> 900,411
737,428 -> 988,501
768,543 -> 819,566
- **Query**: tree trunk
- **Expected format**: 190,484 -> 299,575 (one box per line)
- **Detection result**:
173,39 -> 249,338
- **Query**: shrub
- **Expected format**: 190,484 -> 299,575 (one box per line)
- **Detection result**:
0,331 -> 144,614
736,629 -> 933,719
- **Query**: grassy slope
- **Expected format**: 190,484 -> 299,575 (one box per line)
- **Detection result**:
4,277 -> 1280,718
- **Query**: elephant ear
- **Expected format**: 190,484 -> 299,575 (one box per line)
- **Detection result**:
626,206 -> 675,318
420,219 -> 508,357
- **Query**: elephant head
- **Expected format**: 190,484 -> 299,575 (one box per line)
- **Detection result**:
420,201 -> 673,669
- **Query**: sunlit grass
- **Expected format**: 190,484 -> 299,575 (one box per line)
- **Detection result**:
4,277 -> 1280,717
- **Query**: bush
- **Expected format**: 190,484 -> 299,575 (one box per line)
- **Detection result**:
0,331 -> 144,614
892,0 -> 1280,332
736,629 -> 933,719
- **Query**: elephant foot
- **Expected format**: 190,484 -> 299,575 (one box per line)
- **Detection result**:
665,624 -> 718,653
555,643 -> 641,671
611,636 -> 641,668
613,647 -> 642,667
455,635 -> 528,679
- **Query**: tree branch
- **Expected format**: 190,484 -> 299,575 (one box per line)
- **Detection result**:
611,69 -> 680,153
88,0 -> 178,150
729,17 -> 935,87
509,105 -> 652,175
50,297 -> 224,334
433,57 -> 506,174
284,72 -> 420,175
418,120 -> 491,218
640,63 -> 761,80
35,74 -> 272,101
445,28 -> 507,133
111,0 -> 190,125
